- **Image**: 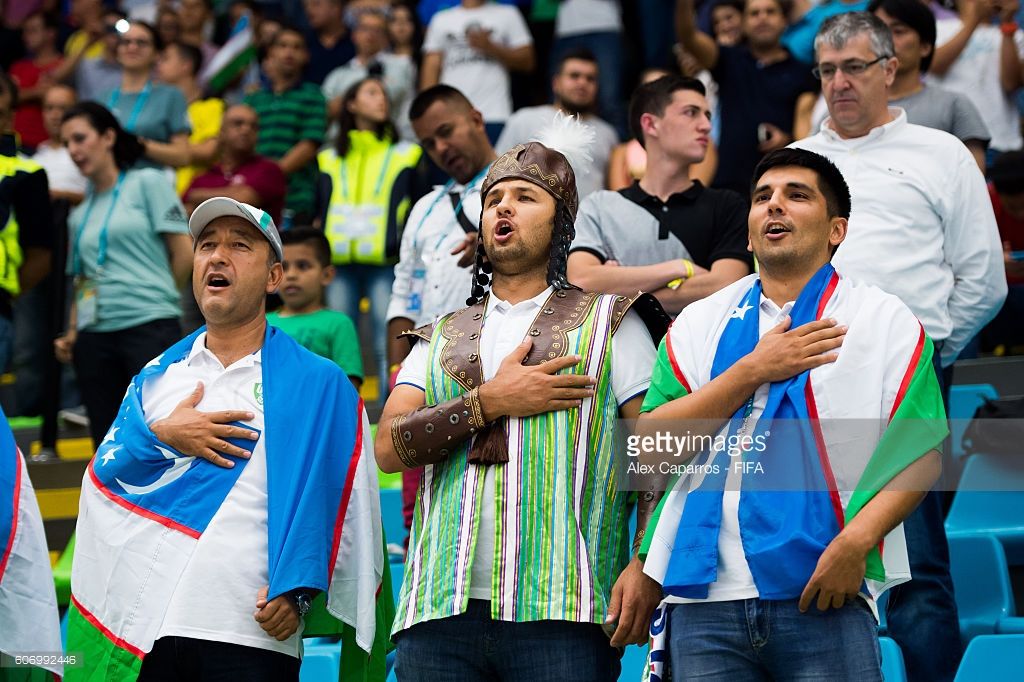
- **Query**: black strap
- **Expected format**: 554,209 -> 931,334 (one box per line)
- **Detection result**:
448,191 -> 478,234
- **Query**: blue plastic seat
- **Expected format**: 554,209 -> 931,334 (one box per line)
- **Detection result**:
390,560 -> 405,604
299,645 -> 341,682
618,643 -> 648,682
945,455 -> 1024,563
953,634 -> 1024,681
380,488 -> 407,552
879,636 -> 907,682
948,384 -> 998,460
948,535 -> 1015,643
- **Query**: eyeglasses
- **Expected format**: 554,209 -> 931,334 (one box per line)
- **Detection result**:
119,37 -> 153,48
812,56 -> 889,81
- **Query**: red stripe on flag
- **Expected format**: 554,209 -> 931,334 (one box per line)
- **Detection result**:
889,325 -> 926,422
816,272 -> 840,319
69,594 -> 146,659
87,463 -> 201,539
328,398 -> 364,581
0,447 -> 23,582
664,324 -> 693,394
805,381 -> 845,531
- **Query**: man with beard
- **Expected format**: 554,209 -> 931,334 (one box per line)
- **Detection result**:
495,49 -> 618,197
377,117 -> 668,680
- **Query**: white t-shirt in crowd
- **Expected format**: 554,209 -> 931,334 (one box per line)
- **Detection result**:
32,143 -> 87,195
396,287 -> 656,601
929,20 -> 1024,152
555,0 -> 622,37
422,2 -> 533,122
144,334 -> 302,658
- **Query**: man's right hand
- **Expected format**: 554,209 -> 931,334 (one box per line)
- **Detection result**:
149,382 -> 258,468
478,340 -> 596,421
741,317 -> 846,385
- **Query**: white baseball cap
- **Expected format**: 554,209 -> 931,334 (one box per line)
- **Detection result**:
188,197 -> 284,262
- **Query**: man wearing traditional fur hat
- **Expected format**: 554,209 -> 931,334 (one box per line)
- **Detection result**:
375,116 -> 670,680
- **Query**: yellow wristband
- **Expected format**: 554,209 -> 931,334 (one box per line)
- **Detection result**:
666,278 -> 683,290
682,259 -> 695,278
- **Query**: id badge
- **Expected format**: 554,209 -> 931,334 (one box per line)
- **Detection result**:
407,265 -> 426,316
75,279 -> 99,330
330,205 -> 382,239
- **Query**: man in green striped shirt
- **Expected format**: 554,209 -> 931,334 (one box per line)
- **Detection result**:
375,132 -> 668,680
244,25 -> 326,225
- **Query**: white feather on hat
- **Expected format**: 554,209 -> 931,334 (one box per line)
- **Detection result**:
531,110 -> 596,177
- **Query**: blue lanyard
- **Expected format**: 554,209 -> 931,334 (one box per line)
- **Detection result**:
412,165 -> 490,250
107,81 -> 152,133
339,143 -> 395,203
73,172 -> 126,277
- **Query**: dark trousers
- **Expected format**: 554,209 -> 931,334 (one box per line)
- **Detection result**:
394,599 -> 622,681
137,636 -> 300,682
884,343 -> 961,681
73,318 -> 181,447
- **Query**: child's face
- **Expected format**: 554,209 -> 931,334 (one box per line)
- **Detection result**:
280,243 -> 332,310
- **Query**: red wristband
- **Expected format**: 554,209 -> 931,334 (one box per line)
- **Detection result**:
1001,21 -> 1019,36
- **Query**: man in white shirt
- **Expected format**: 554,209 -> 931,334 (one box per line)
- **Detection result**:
420,0 -> 535,127
791,12 -> 1005,680
69,198 -> 382,681
495,48 -> 618,197
386,85 -> 498,371
321,9 -> 416,142
33,85 -> 87,203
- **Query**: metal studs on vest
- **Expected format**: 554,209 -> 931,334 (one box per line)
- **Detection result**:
543,308 -> 554,315
473,312 -> 483,320
469,353 -> 478,362
469,333 -> 479,340
529,329 -> 540,337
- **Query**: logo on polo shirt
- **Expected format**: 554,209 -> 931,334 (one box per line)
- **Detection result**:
253,382 -> 263,406
164,205 -> 188,223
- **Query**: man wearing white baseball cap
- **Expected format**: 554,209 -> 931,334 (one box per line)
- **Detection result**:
68,196 -> 386,681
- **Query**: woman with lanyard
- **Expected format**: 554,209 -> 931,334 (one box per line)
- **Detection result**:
316,77 -> 423,394
103,20 -> 191,171
54,102 -> 192,448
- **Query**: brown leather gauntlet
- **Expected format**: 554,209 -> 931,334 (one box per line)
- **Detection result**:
391,388 -> 489,468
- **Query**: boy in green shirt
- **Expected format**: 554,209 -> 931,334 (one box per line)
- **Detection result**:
268,228 -> 363,388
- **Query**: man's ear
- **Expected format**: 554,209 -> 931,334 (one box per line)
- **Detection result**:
829,216 -> 848,251
267,261 -> 284,293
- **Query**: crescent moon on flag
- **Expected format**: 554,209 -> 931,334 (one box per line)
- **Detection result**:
115,447 -> 194,495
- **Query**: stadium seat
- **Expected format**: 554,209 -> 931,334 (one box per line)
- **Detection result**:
948,384 -> 998,460
945,455 -> 1024,563
299,645 -> 341,682
876,591 -> 888,635
619,643 -> 648,682
879,636 -> 907,682
391,561 -> 405,604
380,488 -> 407,554
948,535 -> 1015,642
953,635 -> 1024,681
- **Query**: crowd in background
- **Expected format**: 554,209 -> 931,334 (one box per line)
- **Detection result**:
0,0 -> 1021,424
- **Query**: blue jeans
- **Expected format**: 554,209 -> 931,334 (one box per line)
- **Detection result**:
326,264 -> 393,394
394,599 -> 622,681
883,340 -> 961,682
668,598 -> 881,681
552,32 -> 626,138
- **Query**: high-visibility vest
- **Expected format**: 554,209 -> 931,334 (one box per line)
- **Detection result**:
318,131 -> 422,265
0,154 -> 42,297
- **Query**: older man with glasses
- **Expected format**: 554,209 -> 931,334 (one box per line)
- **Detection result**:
791,11 -> 1005,681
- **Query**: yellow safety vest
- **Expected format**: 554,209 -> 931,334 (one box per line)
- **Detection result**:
0,154 -> 40,297
318,131 -> 422,265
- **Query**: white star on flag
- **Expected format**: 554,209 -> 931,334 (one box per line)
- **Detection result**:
730,303 -> 753,320
101,446 -> 121,466
101,426 -> 119,445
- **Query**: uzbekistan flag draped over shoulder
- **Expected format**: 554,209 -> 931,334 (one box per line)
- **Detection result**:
0,408 -> 63,679
67,327 -> 384,681
640,267 -> 947,680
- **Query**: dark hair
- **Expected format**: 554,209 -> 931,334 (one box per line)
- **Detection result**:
335,77 -> 397,156
61,102 -> 146,170
103,8 -> 128,21
555,48 -> 598,74
868,0 -> 936,72
168,41 -> 203,77
409,84 -> 474,121
270,20 -> 306,48
26,10 -> 60,32
387,2 -> 423,66
0,71 -> 19,109
990,151 -> 1024,196
628,75 -> 706,147
751,149 -> 852,219
714,0 -> 745,13
281,227 -> 331,268
125,20 -> 164,52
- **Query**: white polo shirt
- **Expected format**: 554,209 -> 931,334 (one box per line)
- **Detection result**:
791,109 -> 1006,365
144,333 -> 302,658
397,287 -> 656,600
386,169 -> 487,329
